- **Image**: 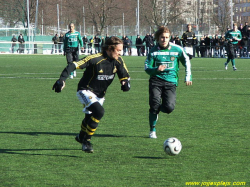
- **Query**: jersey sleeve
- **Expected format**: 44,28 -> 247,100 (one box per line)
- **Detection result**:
116,57 -> 130,82
179,50 -> 192,82
144,51 -> 158,76
78,33 -> 83,47
73,56 -> 91,69
59,63 -> 76,81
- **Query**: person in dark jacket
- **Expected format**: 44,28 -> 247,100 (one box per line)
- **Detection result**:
94,35 -> 101,54
59,33 -> 64,53
82,35 -> 89,53
18,34 -> 25,53
143,33 -> 155,55
136,35 -> 143,56
11,35 -> 17,53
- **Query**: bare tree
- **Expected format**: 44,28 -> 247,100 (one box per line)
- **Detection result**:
212,0 -> 232,35
85,0 -> 122,35
141,0 -> 187,31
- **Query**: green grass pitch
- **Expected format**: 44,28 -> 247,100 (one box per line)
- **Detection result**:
0,54 -> 249,187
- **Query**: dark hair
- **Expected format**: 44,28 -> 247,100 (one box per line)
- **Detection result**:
101,36 -> 123,52
154,26 -> 171,42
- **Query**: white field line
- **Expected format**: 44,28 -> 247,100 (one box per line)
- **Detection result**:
0,75 -> 250,81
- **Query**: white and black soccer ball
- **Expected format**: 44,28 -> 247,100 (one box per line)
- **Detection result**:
163,137 -> 182,156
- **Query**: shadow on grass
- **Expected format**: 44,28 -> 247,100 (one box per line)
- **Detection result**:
133,156 -> 167,159
0,148 -> 81,158
0,131 -> 128,138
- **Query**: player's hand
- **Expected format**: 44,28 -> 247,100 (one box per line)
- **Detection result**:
158,65 -> 166,71
121,79 -> 130,92
185,81 -> 192,86
52,79 -> 65,93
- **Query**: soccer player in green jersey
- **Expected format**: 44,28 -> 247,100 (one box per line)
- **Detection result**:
224,23 -> 242,71
145,26 -> 192,138
64,23 -> 84,78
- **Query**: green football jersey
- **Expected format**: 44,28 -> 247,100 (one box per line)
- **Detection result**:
225,29 -> 242,45
63,31 -> 83,51
144,43 -> 192,86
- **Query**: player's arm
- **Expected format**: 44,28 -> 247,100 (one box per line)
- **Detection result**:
63,34 -> 67,55
78,33 -> 84,48
235,32 -> 242,41
144,52 -> 161,76
116,57 -> 130,92
180,50 -> 192,86
52,63 -> 76,93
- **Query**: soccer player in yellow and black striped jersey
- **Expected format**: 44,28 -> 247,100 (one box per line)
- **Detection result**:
181,24 -> 196,60
52,36 -> 130,153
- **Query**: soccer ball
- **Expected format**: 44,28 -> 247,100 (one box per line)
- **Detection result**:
163,137 -> 182,156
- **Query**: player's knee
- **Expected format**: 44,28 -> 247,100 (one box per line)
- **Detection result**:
149,106 -> 160,115
160,104 -> 175,114
87,102 -> 105,120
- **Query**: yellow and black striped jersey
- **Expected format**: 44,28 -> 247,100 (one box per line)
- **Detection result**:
59,52 -> 130,98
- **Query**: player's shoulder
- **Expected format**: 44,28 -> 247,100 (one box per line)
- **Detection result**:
170,42 -> 184,52
87,53 -> 104,62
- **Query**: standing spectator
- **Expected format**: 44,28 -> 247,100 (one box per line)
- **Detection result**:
11,35 -> 17,53
88,36 -> 94,55
123,36 -> 129,56
63,23 -> 84,79
94,35 -> 101,54
59,34 -> 64,53
101,37 -> 105,48
105,34 -> 110,42
224,23 -> 242,71
52,34 -> 59,54
181,24 -> 196,59
82,35 -> 89,54
174,35 -> 181,46
241,22 -> 249,57
238,24 -> 243,33
212,34 -> 220,57
126,36 -> 132,56
200,36 -> 206,57
122,35 -> 127,55
136,35 -> 143,56
143,33 -> 154,55
204,34 -> 211,57
150,33 -> 155,47
219,36 -> 226,58
247,26 -> 250,57
144,26 -> 192,139
18,34 -> 25,54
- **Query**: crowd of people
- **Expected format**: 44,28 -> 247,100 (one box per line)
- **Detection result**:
171,22 -> 250,58
10,22 -> 250,58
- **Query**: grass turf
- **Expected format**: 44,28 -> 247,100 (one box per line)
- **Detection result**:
0,55 -> 249,187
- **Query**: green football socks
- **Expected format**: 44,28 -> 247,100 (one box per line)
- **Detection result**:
149,113 -> 158,131
231,59 -> 235,66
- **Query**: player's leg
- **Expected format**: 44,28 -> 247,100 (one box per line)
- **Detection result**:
148,81 -> 162,138
161,82 -> 176,114
75,114 -> 91,144
231,45 -> 237,70
72,48 -> 79,77
225,44 -> 231,70
76,90 -> 105,153
66,50 -> 74,78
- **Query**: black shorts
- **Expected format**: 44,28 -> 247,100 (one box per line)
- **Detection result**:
65,47 -> 79,64
149,76 -> 176,114
227,43 -> 237,59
